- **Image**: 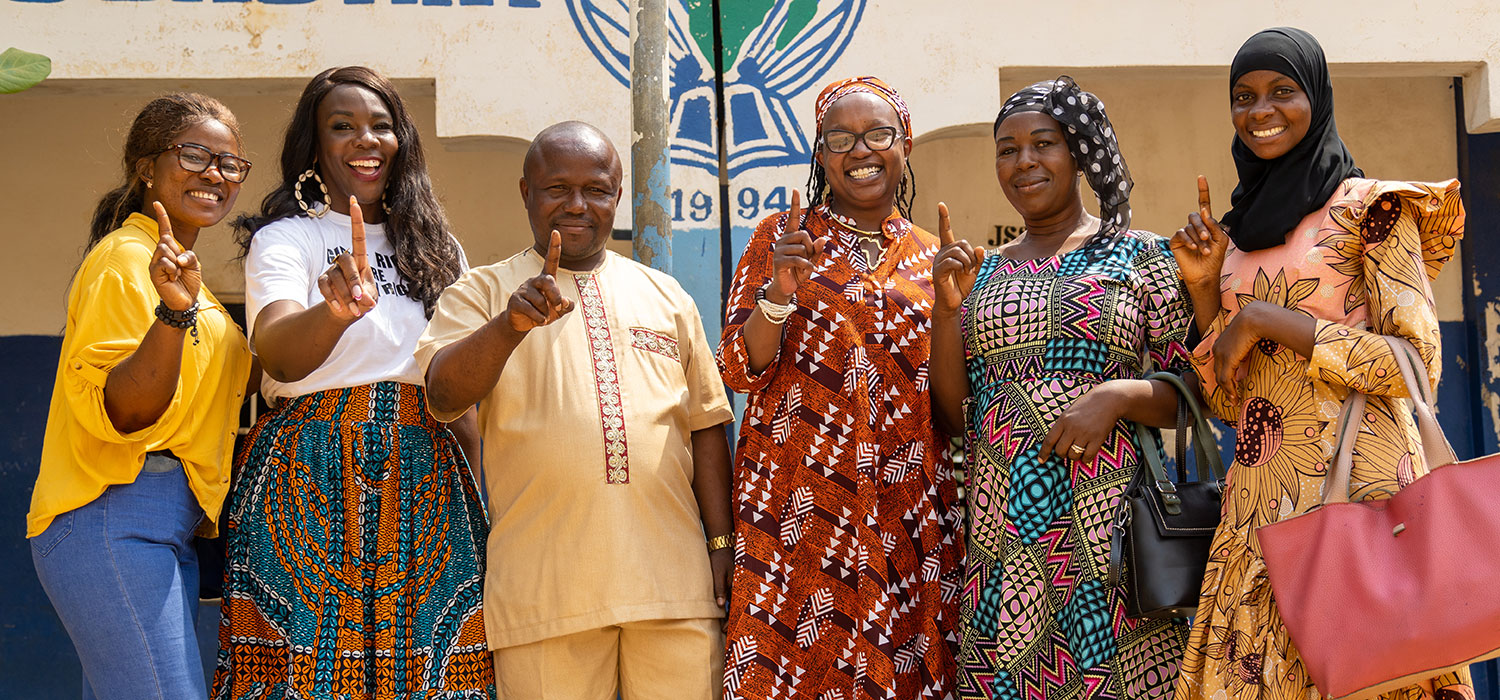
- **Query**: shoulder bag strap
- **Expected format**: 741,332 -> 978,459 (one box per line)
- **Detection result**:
1323,336 -> 1457,506
1145,371 -> 1227,482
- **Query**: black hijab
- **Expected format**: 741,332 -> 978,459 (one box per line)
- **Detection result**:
1220,27 -> 1363,251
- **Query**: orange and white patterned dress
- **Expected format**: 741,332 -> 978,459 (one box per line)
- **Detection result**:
718,204 -> 963,700
1174,179 -> 1472,700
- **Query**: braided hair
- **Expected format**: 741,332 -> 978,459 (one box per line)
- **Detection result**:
807,76 -> 919,221
804,156 -> 915,221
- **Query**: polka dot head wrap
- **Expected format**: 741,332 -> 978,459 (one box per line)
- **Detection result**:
994,76 -> 1133,252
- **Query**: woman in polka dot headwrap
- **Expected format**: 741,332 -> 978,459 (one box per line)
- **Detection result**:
930,76 -> 1196,700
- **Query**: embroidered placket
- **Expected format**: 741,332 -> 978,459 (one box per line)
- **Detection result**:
575,273 -> 630,484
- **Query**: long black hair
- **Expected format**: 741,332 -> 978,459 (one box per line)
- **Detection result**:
235,66 -> 462,317
88,93 -> 242,249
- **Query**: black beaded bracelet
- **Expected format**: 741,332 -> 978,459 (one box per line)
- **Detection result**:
155,301 -> 201,345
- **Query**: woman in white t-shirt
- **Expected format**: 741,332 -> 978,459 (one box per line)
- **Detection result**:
213,66 -> 495,699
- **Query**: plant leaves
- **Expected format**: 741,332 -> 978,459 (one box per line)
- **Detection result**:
774,0 -> 818,51
684,0 -> 717,68
719,0 -> 775,68
0,48 -> 51,95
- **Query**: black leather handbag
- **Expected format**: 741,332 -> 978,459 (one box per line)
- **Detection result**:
1106,370 -> 1226,619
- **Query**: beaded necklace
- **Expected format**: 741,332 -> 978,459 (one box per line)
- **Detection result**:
826,207 -> 889,270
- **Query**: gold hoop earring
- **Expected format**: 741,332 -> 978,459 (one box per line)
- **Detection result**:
295,168 -> 329,218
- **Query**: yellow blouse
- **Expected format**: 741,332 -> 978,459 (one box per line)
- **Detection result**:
27,213 -> 252,538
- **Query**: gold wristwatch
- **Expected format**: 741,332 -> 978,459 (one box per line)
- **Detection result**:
707,533 -> 734,552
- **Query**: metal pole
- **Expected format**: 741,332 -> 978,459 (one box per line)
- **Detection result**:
630,0 -> 672,273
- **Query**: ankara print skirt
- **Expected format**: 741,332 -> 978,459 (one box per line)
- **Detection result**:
212,381 -> 495,700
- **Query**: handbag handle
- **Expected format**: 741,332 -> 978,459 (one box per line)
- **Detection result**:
1323,336 -> 1458,505
1133,371 -> 1227,486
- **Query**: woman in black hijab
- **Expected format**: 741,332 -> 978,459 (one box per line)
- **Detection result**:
1169,27 -> 1470,700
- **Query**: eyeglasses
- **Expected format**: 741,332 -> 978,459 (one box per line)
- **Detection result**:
820,126 -> 903,154
157,143 -> 252,183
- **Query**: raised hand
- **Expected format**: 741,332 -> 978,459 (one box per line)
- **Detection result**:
318,196 -> 380,322
149,201 -> 201,312
932,201 -> 986,316
1170,176 -> 1230,290
506,229 -> 576,332
767,189 -> 828,302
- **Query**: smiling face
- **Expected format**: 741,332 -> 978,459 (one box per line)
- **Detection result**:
140,118 -> 243,237
315,83 -> 399,218
993,110 -> 1081,224
815,92 -> 910,219
1231,69 -> 1313,160
519,127 -> 623,271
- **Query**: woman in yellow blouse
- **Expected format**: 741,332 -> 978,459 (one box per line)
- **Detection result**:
27,93 -> 254,700
1169,28 -> 1471,700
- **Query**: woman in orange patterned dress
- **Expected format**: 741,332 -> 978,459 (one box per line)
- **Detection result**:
717,76 -> 962,700
1169,27 -> 1472,700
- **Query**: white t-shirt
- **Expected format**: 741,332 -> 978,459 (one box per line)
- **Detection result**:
245,210 -> 466,401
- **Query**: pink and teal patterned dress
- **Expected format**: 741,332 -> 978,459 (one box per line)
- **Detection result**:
956,230 -> 1193,700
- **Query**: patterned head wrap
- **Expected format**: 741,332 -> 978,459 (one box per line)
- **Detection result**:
815,76 -> 912,139
994,76 -> 1132,252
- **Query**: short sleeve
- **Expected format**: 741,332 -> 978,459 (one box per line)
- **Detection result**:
244,221 -> 317,345
1135,235 -> 1194,373
63,251 -> 183,444
716,212 -> 790,392
676,288 -> 734,432
415,266 -> 500,422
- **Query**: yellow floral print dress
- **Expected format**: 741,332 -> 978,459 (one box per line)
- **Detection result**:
1173,179 -> 1473,700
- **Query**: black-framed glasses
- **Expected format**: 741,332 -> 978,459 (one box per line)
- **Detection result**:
820,126 -> 903,154
158,143 -> 252,183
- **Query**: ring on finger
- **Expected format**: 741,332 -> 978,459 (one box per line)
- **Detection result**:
1067,444 -> 1085,457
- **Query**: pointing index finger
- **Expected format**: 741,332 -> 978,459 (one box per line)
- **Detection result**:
1197,175 -> 1213,219
785,189 -> 801,236
151,201 -> 180,253
349,196 -> 368,271
544,229 -> 562,277
937,201 -> 954,247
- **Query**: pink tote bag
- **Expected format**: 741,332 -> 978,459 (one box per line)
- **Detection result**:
1256,336 -> 1500,700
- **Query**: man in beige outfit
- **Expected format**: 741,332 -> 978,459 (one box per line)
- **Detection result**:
415,121 -> 734,700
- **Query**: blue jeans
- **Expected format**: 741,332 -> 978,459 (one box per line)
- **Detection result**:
30,459 -> 206,700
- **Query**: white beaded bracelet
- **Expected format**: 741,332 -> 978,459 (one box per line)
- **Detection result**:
755,284 -> 797,324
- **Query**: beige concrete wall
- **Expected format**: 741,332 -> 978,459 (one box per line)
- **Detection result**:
7,1 -> 1500,137
0,79 -> 637,336
910,74 -> 1466,322
1,72 -> 1467,335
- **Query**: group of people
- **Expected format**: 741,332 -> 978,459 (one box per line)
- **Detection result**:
26,25 -> 1470,700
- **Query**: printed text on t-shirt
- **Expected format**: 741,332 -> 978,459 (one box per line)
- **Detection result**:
326,246 -> 412,298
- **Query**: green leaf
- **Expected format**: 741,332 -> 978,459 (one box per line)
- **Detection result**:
683,0 -> 717,68
719,0 -> 776,69
773,0 -> 818,51
0,48 -> 52,95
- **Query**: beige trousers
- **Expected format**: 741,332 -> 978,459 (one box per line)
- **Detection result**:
493,617 -> 723,700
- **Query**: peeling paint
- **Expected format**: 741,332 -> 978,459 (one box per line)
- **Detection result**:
1483,303 -> 1500,434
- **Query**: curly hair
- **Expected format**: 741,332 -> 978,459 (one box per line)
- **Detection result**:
235,66 -> 462,317
88,93 -> 243,249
